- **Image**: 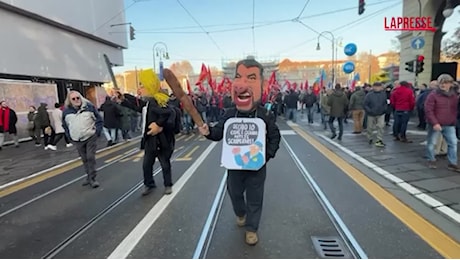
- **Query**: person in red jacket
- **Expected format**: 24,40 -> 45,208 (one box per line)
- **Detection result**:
390,81 -> 415,142
424,74 -> 459,171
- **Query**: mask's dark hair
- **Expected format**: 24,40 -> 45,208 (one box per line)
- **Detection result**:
234,58 -> 264,81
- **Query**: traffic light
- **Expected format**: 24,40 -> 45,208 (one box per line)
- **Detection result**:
415,55 -> 425,75
358,0 -> 365,15
129,25 -> 135,40
405,60 -> 415,72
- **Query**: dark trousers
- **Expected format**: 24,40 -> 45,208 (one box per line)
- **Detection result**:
417,108 -> 426,129
142,137 -> 173,188
385,106 -> 393,124
35,127 -> 55,145
328,116 -> 344,137
52,133 -> 70,146
393,110 -> 410,138
227,166 -> 267,232
75,134 -> 98,181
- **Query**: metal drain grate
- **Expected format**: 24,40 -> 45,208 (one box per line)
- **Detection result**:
311,236 -> 352,259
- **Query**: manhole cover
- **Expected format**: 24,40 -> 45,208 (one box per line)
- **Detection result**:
311,236 -> 352,259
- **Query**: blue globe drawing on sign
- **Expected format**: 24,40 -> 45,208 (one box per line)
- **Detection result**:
343,61 -> 355,74
344,43 -> 357,56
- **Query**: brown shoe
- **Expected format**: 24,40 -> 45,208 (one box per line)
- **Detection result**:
447,164 -> 460,172
236,215 -> 246,227
245,231 -> 258,245
427,161 -> 437,169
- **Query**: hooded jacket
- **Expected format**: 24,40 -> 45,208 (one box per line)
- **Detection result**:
327,90 -> 349,117
62,98 -> 103,142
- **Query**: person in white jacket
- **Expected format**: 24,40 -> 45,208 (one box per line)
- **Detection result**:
50,103 -> 72,149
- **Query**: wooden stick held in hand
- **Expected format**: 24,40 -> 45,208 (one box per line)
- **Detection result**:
163,68 -> 205,127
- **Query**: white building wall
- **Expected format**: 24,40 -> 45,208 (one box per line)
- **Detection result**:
0,0 -> 127,82
0,0 -> 127,48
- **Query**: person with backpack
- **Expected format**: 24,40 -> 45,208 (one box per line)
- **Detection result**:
119,70 -> 178,196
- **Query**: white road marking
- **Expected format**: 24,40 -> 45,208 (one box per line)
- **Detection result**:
317,134 -> 460,224
192,171 -> 227,259
280,130 -> 297,135
108,142 -> 218,259
0,136 -> 142,191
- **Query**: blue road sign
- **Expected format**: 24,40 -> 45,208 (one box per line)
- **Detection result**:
343,61 -> 355,74
344,43 -> 357,56
411,37 -> 425,50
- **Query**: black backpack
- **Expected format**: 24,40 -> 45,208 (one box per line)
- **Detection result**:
166,106 -> 182,134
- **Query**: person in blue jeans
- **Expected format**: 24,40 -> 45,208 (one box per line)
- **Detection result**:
424,74 -> 460,172
390,81 -> 415,143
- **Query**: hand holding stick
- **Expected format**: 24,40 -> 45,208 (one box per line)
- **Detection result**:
163,69 -> 205,127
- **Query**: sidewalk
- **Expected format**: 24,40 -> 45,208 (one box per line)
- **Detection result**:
0,133 -> 141,186
292,112 -> 460,224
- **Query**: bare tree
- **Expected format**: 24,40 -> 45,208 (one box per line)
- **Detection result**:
169,60 -> 194,76
443,27 -> 460,60
390,39 -> 400,53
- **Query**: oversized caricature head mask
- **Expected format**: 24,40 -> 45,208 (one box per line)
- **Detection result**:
138,69 -> 169,107
232,59 -> 264,112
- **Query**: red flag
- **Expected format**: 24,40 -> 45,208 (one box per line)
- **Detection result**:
207,66 -> 213,84
351,80 -> 356,91
195,63 -> 208,85
186,79 -> 192,94
197,81 -> 205,92
267,71 -> 276,94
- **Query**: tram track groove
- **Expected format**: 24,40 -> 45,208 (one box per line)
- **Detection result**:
0,147 -> 139,218
282,137 -> 368,259
192,137 -> 368,259
41,143 -> 194,259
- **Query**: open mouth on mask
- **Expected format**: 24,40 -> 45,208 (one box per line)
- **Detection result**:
236,91 -> 252,102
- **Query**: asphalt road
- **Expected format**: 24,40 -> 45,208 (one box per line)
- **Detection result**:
0,124 -> 454,259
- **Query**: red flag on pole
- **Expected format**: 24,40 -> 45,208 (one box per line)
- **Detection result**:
195,64 -> 208,85
186,79 -> 192,94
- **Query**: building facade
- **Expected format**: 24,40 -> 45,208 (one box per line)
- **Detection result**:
0,0 -> 127,141
0,0 -> 127,101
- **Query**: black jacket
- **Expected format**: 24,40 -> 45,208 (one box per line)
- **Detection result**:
206,106 -> 281,163
122,94 -> 174,151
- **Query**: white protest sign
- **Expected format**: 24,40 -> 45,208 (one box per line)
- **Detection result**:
221,117 -> 266,171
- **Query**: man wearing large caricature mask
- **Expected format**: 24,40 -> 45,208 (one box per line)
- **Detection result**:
199,58 -> 281,245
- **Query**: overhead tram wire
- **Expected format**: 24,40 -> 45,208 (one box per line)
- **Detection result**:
332,1 -> 402,34
296,0 -> 312,18
279,1 -> 401,55
135,0 -> 398,34
252,0 -> 256,54
176,0 -> 226,56
124,1 -> 401,66
124,2 -> 400,67
92,0 -> 144,33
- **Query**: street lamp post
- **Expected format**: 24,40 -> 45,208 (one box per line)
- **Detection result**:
316,31 -> 336,87
335,36 -> 343,84
152,42 -> 169,73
